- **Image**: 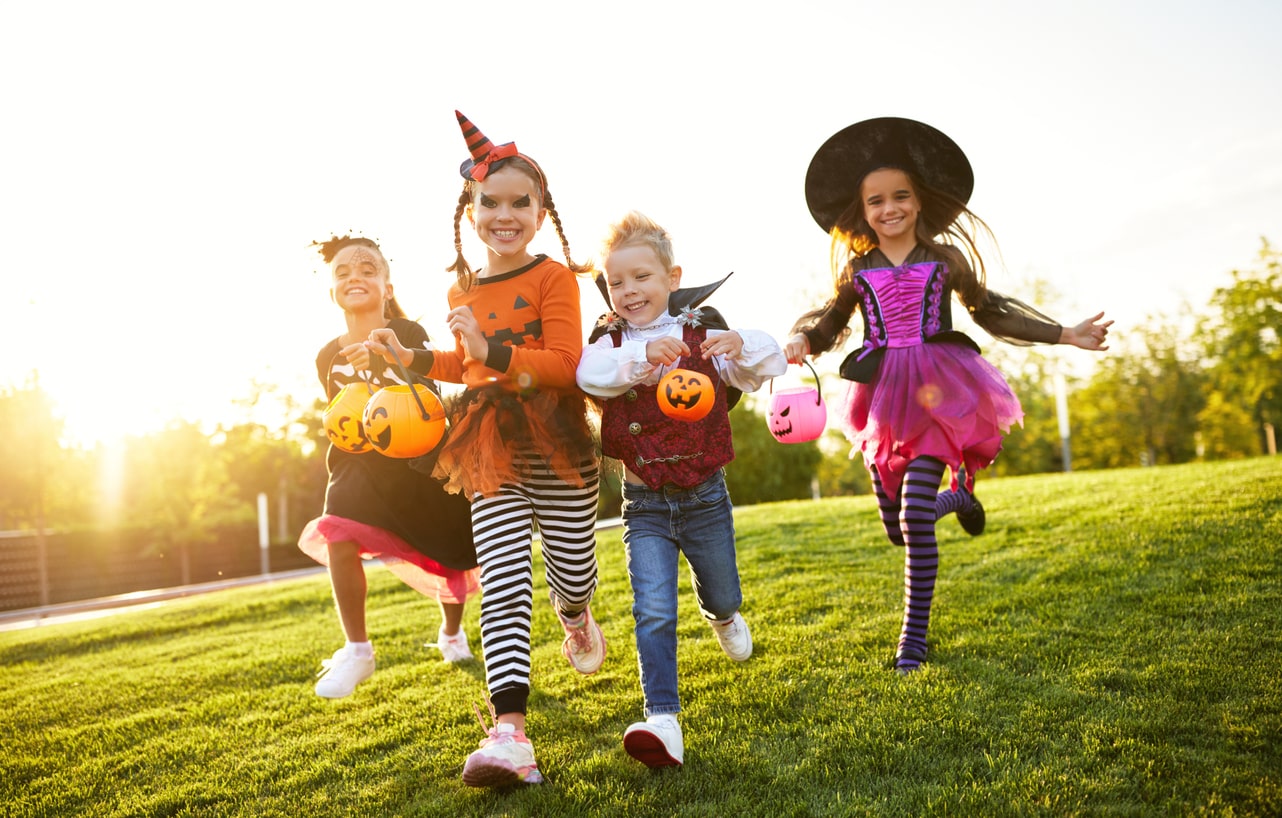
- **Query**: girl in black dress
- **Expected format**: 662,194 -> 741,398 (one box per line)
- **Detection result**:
298,235 -> 479,698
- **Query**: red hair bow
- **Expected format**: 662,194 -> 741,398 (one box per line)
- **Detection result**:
468,142 -> 520,182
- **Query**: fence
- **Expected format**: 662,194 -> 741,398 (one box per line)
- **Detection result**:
0,525 -> 317,612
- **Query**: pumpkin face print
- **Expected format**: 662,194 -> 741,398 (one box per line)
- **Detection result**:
362,384 -> 447,458
767,387 -> 827,443
657,368 -> 714,422
481,294 -> 542,347
323,383 -> 375,454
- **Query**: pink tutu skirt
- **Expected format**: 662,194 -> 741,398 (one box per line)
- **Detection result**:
298,515 -> 479,604
838,342 -> 1023,500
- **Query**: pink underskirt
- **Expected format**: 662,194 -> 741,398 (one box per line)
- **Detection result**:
298,515 -> 479,604
838,342 -> 1024,500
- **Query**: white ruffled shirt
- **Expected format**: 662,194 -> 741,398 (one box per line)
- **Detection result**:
577,311 -> 788,398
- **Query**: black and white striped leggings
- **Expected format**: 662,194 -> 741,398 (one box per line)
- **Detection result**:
471,455 -> 600,716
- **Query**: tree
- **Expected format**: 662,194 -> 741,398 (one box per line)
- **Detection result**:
220,382 -> 330,538
814,428 -> 871,497
1071,319 -> 1206,468
1196,238 -> 1282,455
123,421 -> 245,585
982,345 -> 1068,477
0,375 -> 65,605
724,397 -> 822,505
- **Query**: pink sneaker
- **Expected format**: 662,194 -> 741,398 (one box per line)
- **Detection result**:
557,606 -> 606,674
461,705 -> 543,787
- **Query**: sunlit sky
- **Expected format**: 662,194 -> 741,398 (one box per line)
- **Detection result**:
3,0 -> 1280,446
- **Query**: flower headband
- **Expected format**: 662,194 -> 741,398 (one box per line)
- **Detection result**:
455,110 -> 547,196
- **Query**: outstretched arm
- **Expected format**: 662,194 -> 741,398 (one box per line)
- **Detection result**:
1058,312 -> 1113,351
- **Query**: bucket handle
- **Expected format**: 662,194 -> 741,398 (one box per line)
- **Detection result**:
768,359 -> 823,406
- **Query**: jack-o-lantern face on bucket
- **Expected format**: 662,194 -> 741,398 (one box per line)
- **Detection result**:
323,383 -> 375,454
657,368 -> 715,422
766,360 -> 827,443
767,387 -> 827,443
362,384 -> 447,458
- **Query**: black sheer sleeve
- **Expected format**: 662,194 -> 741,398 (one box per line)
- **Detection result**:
970,290 -> 1062,346
795,273 -> 861,357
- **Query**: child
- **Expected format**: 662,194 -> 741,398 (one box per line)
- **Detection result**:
298,235 -> 479,699
369,113 -> 602,787
783,117 -> 1112,675
577,211 -> 787,767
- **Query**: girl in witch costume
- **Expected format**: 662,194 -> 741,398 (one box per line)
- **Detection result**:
299,235 -> 479,700
577,210 -> 786,768
783,118 -> 1111,675
368,113 -> 602,788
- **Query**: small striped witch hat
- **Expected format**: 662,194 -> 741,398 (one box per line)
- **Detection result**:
455,110 -> 537,186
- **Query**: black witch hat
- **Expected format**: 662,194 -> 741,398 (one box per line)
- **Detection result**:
804,117 -> 973,235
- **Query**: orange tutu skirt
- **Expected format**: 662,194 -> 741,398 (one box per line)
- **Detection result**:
432,387 -> 596,498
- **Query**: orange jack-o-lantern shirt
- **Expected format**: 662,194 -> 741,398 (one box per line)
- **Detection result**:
600,324 -> 734,490
426,255 -> 583,393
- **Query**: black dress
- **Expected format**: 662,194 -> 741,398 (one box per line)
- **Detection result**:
298,318 -> 477,587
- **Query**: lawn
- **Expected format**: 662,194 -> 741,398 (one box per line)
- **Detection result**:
2,458 -> 1280,817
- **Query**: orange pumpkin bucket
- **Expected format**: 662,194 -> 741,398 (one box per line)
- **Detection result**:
657,367 -> 716,423
363,382 -> 447,459
323,381 -> 376,454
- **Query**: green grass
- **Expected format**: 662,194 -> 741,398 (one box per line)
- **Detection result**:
3,459 -> 1280,817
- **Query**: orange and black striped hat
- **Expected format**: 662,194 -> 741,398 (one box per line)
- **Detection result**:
455,110 -> 547,195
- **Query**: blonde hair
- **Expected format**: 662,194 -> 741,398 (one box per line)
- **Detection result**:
601,210 -> 676,271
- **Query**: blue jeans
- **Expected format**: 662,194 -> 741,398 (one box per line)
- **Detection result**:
621,470 -> 743,717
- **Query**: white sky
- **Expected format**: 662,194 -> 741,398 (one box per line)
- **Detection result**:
3,0 -> 1280,446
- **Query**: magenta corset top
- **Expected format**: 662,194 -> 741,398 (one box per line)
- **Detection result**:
854,261 -> 950,352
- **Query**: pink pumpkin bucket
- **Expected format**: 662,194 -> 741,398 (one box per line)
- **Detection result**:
767,360 -> 827,443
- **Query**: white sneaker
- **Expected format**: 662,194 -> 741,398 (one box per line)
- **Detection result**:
557,605 -> 606,674
433,627 -> 473,663
710,612 -> 753,661
624,715 -> 684,768
314,646 -> 375,699
462,722 -> 544,787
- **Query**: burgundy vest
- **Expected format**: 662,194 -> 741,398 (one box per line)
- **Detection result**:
601,325 -> 735,490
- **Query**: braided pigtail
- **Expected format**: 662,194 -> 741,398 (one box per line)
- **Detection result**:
543,188 -> 595,275
446,184 -> 477,290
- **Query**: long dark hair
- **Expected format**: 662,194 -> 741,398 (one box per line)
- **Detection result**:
792,170 -> 998,347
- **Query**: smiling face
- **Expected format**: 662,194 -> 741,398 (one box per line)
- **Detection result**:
860,167 -> 921,245
329,243 -> 391,315
603,243 -> 681,326
469,165 -> 547,273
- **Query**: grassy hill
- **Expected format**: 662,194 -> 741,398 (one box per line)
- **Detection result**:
2,458 -> 1279,817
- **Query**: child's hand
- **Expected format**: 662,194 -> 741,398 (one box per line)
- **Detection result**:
341,341 -> 375,373
1061,312 -> 1113,352
701,331 -> 743,361
366,328 -> 410,367
445,306 -> 488,362
783,333 -> 810,364
646,336 -> 690,366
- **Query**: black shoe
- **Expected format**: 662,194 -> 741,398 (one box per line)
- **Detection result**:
957,493 -> 985,536
894,645 -> 927,675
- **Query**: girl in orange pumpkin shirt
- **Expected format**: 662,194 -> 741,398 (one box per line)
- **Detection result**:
370,113 -> 602,788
